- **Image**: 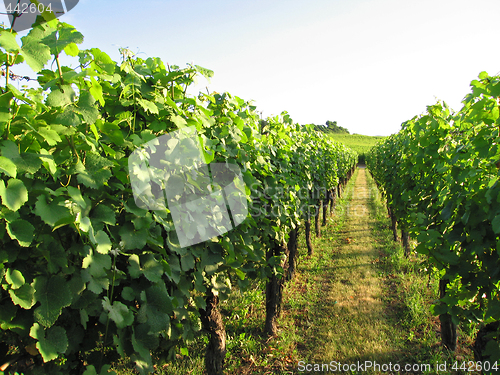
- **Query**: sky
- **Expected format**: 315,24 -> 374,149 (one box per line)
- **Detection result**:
2,0 -> 500,136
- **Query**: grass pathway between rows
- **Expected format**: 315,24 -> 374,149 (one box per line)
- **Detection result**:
292,167 -> 405,370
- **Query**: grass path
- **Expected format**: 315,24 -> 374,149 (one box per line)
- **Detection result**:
289,166 -> 407,371
311,166 -> 402,361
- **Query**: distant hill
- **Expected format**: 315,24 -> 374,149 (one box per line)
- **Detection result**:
329,133 -> 387,164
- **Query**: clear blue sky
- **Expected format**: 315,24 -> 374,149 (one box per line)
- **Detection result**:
3,0 -> 500,136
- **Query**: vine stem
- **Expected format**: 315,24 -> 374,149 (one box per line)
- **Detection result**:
5,54 -> 10,89
100,252 -> 117,369
4,0 -> 22,92
65,136 -> 80,162
55,55 -> 64,85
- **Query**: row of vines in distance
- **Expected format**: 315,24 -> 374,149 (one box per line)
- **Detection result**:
0,16 -> 357,375
367,71 -> 500,370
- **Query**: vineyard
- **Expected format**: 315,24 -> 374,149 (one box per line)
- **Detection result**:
0,18 -> 358,374
2,8 -> 500,375
367,72 -> 500,371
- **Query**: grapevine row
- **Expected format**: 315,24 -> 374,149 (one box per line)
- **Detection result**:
0,18 -> 356,375
367,71 -> 500,366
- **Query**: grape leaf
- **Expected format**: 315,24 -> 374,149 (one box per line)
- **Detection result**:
0,178 -> 28,211
492,215 -> 500,234
76,152 -> 114,189
137,98 -> 158,114
20,25 -> 53,72
119,223 -> 148,250
30,323 -> 68,362
33,276 -> 72,327
81,251 -> 111,294
35,195 -> 73,227
102,297 -> 134,329
137,281 -> 172,333
142,254 -> 163,283
37,126 -> 63,146
5,269 -> 24,289
0,30 -> 19,52
0,91 -> 14,127
93,230 -> 112,255
0,141 -> 42,174
9,283 -> 35,309
90,204 -> 115,225
6,219 -> 35,247
46,85 -> 76,107
77,91 -> 99,124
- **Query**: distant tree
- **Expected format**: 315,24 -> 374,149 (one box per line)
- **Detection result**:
325,120 -> 349,134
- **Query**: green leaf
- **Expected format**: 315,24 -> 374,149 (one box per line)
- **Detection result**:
195,65 -> 214,80
91,204 -> 115,225
0,302 -> 17,327
76,152 -> 114,189
137,98 -> 158,114
124,198 -> 148,217
64,42 -> 79,57
20,25 -> 53,72
83,365 -> 98,375
93,230 -> 112,254
137,281 -> 172,333
44,23 -> 84,56
102,297 -> 134,329
67,186 -> 87,209
81,250 -> 111,294
170,115 -> 187,128
142,254 -> 163,283
46,85 -> 76,107
0,30 -> 20,52
37,126 -> 62,146
83,365 -> 116,375
9,283 -> 35,309
122,287 -> 135,301
0,91 -> 14,128
34,275 -> 73,327
0,145 -> 42,174
77,91 -> 99,124
0,156 -> 18,178
5,269 -> 25,289
119,223 -> 148,250
180,254 -> 195,271
479,71 -> 489,80
35,195 -> 73,227
90,76 -> 105,106
30,323 -> 68,362
6,219 -> 35,247
492,215 -> 500,234
128,254 -> 141,279
0,178 -> 28,211
136,323 -> 159,351
132,325 -> 153,365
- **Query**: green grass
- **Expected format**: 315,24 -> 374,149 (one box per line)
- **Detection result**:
329,133 -> 388,163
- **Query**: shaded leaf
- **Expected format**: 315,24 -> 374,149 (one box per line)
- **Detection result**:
0,178 -> 28,211
102,297 -> 134,329
34,276 -> 72,327
6,219 -> 34,247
